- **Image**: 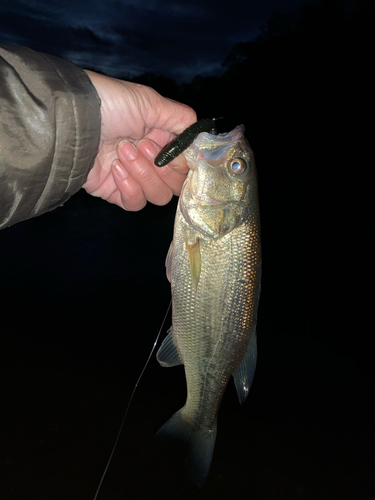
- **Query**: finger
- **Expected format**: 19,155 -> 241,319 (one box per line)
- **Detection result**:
111,159 -> 147,211
117,139 -> 173,206
85,162 -> 117,199
137,139 -> 188,196
142,86 -> 197,136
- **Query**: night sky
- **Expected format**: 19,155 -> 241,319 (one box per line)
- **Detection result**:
1,1 -> 374,500
1,0 -> 311,82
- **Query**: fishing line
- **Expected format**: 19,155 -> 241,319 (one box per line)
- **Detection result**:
93,299 -> 172,500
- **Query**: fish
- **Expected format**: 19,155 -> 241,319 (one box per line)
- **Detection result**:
156,124 -> 261,487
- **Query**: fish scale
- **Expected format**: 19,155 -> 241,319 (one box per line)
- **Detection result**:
174,219 -> 258,422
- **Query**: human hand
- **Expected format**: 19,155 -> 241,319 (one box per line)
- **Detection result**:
82,70 -> 196,211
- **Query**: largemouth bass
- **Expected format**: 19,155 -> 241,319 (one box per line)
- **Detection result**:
156,125 -> 261,487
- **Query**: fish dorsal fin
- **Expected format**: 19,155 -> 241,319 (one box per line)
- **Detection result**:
165,242 -> 173,283
233,329 -> 257,404
156,327 -> 183,367
185,236 -> 201,290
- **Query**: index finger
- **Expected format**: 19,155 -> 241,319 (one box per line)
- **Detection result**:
159,98 -> 197,135
140,85 -> 197,136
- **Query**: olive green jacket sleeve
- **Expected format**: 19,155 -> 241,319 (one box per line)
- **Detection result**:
0,45 -> 101,230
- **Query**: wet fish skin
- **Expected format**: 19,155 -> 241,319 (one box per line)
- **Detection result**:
156,125 -> 261,487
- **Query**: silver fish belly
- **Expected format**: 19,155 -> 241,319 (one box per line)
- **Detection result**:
156,125 -> 261,487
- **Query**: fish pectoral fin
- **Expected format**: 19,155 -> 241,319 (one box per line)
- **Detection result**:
185,236 -> 201,290
233,328 -> 257,404
156,327 -> 183,367
165,242 -> 173,283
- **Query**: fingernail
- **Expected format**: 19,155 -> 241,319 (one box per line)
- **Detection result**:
138,139 -> 158,161
119,139 -> 138,160
112,159 -> 128,179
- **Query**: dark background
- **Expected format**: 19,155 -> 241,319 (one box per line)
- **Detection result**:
1,1 -> 373,499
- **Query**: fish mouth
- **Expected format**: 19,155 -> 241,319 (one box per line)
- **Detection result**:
192,193 -> 223,206
191,193 -> 246,208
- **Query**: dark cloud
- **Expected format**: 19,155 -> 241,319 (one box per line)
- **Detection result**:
0,0 -> 312,82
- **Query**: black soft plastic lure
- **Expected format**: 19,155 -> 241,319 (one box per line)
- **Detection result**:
154,118 -> 220,167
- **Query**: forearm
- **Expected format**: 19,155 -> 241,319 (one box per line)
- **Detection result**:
0,45 -> 101,229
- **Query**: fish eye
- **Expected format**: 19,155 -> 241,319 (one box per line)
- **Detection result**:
229,157 -> 247,175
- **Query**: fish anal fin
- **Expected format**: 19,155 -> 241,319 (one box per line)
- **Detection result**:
185,237 -> 201,290
156,327 -> 182,367
233,329 -> 257,404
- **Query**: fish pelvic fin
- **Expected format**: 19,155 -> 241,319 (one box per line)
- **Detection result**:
185,236 -> 201,290
156,408 -> 217,488
156,327 -> 183,367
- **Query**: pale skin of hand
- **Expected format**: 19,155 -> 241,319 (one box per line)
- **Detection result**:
82,70 -> 197,211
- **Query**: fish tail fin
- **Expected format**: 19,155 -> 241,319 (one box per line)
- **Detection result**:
187,422 -> 217,488
156,408 -> 217,488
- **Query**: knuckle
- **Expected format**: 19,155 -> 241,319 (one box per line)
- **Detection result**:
135,163 -> 154,185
